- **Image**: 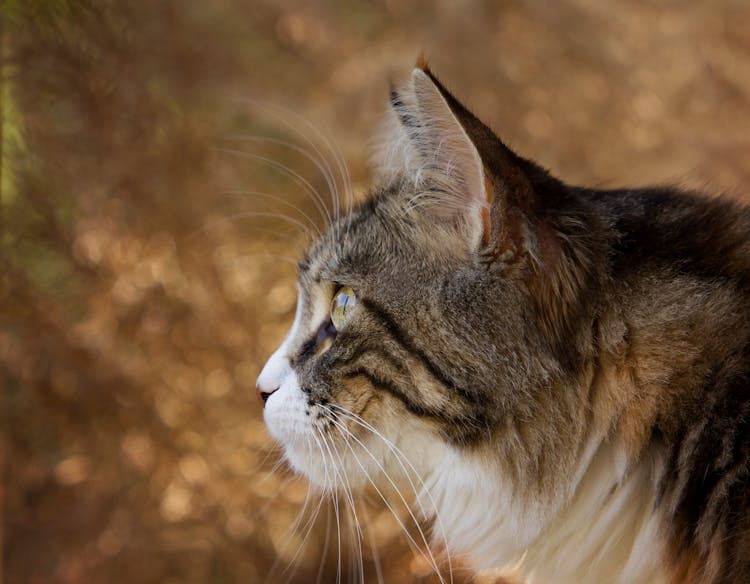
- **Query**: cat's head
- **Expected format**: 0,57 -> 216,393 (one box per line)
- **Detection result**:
256,63 -> 603,492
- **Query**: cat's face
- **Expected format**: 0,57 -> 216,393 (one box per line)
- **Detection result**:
257,73 -> 489,491
257,185 -> 495,490
256,66 -> 583,493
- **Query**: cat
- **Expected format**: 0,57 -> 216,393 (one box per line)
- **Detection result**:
256,58 -> 750,584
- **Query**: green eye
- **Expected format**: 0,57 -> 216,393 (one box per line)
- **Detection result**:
330,286 -> 357,330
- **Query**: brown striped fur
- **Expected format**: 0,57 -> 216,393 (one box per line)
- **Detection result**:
259,63 -> 750,583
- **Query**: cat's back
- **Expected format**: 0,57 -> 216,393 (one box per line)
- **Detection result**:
587,186 -> 750,284
580,186 -> 750,584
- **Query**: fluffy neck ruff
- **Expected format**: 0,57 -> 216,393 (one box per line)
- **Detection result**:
422,436 -> 669,584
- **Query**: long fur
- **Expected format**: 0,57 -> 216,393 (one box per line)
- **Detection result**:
259,64 -> 750,583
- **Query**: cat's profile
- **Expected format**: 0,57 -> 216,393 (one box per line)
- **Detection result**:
256,59 -> 750,584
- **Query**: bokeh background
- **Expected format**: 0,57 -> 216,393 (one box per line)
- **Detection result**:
1,1 -> 749,583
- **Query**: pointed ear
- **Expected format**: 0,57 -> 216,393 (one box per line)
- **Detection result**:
370,66 -> 492,247
371,63 -> 545,253
414,65 -> 545,255
410,68 -> 494,235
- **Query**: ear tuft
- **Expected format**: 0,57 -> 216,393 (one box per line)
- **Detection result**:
389,87 -> 419,131
415,51 -> 428,71
372,67 -> 493,247
409,69 -> 489,213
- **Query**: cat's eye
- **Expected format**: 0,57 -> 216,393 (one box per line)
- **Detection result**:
330,286 -> 358,330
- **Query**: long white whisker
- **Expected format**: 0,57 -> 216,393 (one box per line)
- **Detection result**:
219,189 -> 324,233
218,147 -> 333,228
281,438 -> 330,583
331,404 -> 454,583
188,210 -> 317,240
233,100 -> 348,221
316,502 -> 332,584
187,219 -> 302,246
232,99 -> 358,240
238,474 -> 300,543
233,224 -> 301,244
225,251 -> 300,266
225,135 -> 340,225
288,482 -> 315,543
315,427 -> 343,584
252,440 -> 286,477
324,427 -> 365,584
361,499 -> 386,584
328,416 -> 446,584
263,455 -> 318,584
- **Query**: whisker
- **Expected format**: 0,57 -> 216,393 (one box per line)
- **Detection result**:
361,499 -> 386,584
232,100 -> 347,219
316,502 -> 333,584
315,427 -> 343,584
328,416 -> 447,584
218,148 -> 332,229
225,224 -> 301,244
316,424 -> 361,582
218,188 -> 324,234
231,99 -> 357,239
331,404 -> 455,584
188,210 -> 317,241
263,439 -> 327,584
287,432 -> 333,567
225,135 -> 341,226
258,453 -> 292,485
222,251 -> 300,267
263,486 -> 314,584
326,428 -> 366,584
243,473 -> 298,527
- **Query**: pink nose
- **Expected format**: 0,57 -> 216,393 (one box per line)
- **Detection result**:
256,381 -> 279,408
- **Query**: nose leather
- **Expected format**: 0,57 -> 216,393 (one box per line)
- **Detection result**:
256,380 -> 279,408
256,348 -> 291,408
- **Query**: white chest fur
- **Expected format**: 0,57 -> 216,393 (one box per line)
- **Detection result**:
423,439 -> 669,584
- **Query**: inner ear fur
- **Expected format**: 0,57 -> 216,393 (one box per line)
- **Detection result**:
387,67 -> 491,250
412,62 -> 539,255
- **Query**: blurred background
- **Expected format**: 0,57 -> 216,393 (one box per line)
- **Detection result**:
1,1 -> 748,583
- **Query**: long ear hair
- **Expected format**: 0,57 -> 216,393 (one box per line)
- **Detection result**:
372,66 -> 492,249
